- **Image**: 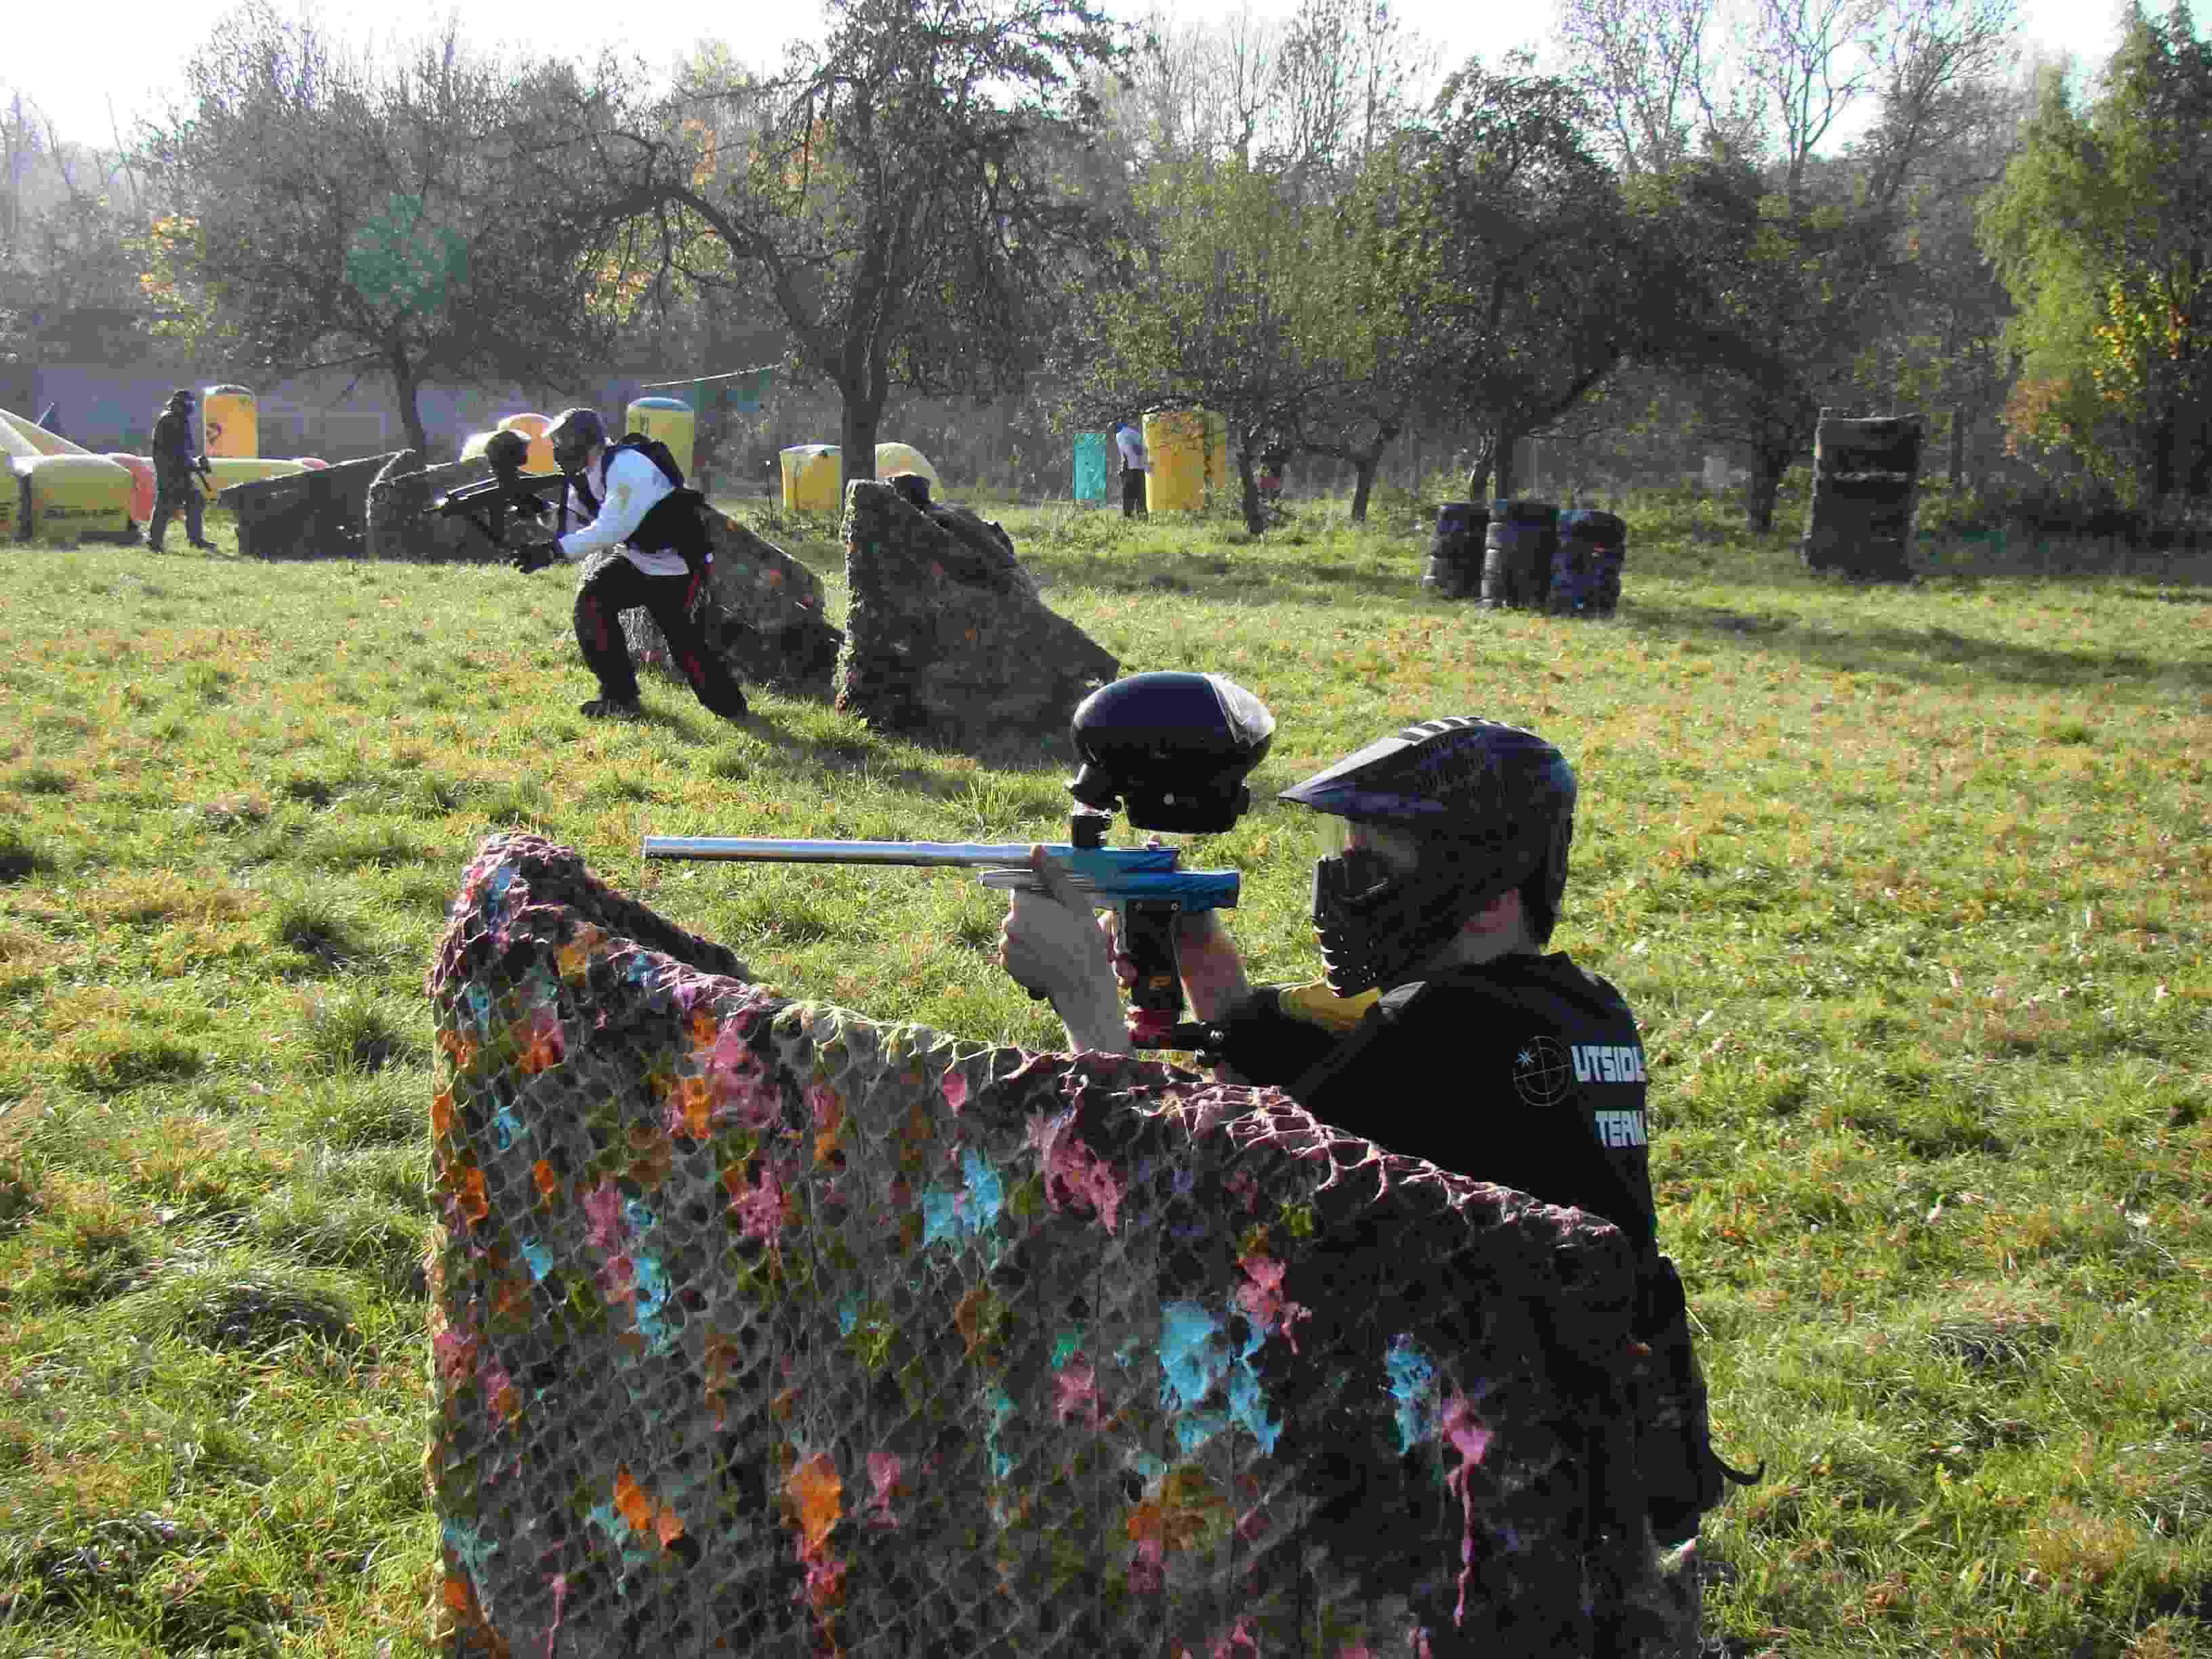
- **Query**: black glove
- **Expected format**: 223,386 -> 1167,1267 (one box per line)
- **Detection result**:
510,539 -> 558,574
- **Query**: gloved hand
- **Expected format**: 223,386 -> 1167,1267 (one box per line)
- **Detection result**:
510,539 -> 558,574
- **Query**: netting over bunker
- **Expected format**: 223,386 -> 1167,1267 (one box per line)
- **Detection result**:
424,832 -> 1668,1657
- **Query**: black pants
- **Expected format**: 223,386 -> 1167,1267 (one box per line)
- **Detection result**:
1122,468 -> 1147,517
574,557 -> 749,718
148,476 -> 204,548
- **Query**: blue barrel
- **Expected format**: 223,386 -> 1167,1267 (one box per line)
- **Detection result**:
1551,509 -> 1627,616
1422,501 -> 1488,598
1480,499 -> 1559,609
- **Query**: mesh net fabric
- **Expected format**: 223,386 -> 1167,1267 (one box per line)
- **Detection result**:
424,832 -> 1660,1658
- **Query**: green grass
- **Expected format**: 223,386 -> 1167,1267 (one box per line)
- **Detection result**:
1,487 -> 2209,1656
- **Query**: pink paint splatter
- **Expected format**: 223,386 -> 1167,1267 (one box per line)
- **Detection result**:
941,1066 -> 968,1114
865,1452 -> 903,1529
1210,1616 -> 1261,1658
1440,1390 -> 1494,1626
705,1026 -> 779,1128
480,1359 -> 517,1427
1224,1166 -> 1261,1212
729,1162 -> 785,1242
1235,1254 -> 1313,1353
1027,1110 -> 1125,1232
583,1181 -> 627,1250
1052,1359 -> 1102,1429
431,1325 -> 477,1389
1235,1505 -> 1269,1540
1127,1535 -> 1165,1595
544,1572 -> 568,1659
598,1252 -> 636,1305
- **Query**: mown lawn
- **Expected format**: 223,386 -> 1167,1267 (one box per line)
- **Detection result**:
0,484 -> 2207,1656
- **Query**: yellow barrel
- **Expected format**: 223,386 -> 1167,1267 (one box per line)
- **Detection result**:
496,413 -> 556,474
18,453 -> 136,539
1202,410 -> 1228,496
202,385 -> 257,458
780,445 -> 842,511
627,396 -> 695,480
1143,410 -> 1206,511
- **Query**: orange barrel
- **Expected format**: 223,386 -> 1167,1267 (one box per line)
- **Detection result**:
201,385 -> 257,457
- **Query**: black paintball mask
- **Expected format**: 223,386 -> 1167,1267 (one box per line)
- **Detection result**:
1067,671 -> 1275,834
547,407 -> 607,479
1281,718 -> 1577,996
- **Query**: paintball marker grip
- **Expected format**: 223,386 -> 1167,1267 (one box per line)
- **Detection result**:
1120,898 -> 1188,1046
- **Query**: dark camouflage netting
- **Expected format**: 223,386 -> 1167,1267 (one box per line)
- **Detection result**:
425,832 -> 1670,1657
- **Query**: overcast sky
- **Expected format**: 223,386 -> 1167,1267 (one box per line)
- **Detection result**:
12,0 -> 2135,152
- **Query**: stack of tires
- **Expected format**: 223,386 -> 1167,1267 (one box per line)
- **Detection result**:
1549,510 -> 1628,616
1421,501 -> 1488,598
1480,499 -> 1559,609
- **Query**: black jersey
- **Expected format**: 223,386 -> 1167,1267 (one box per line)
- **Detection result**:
1215,950 -> 1658,1250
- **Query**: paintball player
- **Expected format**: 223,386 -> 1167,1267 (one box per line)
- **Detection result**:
1114,417 -> 1148,518
147,389 -> 216,552
998,716 -> 1749,1640
508,407 -> 748,723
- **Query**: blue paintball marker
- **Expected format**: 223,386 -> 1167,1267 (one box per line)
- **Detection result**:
643,672 -> 1275,1050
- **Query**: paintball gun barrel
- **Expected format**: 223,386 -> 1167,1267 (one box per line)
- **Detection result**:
643,830 -> 1240,1050
644,672 -> 1278,1052
433,463 -> 573,547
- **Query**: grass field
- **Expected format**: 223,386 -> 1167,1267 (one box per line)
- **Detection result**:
0,485 -> 2207,1657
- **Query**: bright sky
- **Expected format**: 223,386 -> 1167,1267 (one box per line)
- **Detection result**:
12,0 -> 2136,152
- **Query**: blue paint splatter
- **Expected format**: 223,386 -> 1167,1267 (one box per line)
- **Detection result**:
1051,1328 -> 1084,1368
623,1197 -> 657,1234
1386,1333 -> 1439,1452
443,1519 -> 499,1580
631,1253 -> 674,1352
1159,1300 -> 1285,1454
1160,1301 -> 1223,1412
920,1190 -> 966,1248
463,984 -> 493,1036
490,1107 -> 523,1151
960,1149 -> 1003,1229
1175,1411 -> 1228,1454
1224,1359 -> 1280,1453
839,1302 -> 861,1336
488,866 -> 515,903
985,1387 -> 1017,1481
518,1237 -> 552,1283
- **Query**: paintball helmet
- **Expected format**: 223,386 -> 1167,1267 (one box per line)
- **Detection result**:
483,428 -> 531,477
168,388 -> 195,410
1279,718 -> 1578,995
547,407 -> 608,476
1067,672 -> 1275,834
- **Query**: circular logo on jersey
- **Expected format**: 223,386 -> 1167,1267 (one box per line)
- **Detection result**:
1512,1035 -> 1574,1107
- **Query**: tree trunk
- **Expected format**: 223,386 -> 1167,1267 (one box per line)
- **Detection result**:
837,385 -> 883,504
1350,457 -> 1380,523
1488,426 -> 1522,505
1742,446 -> 1790,533
1235,441 -> 1267,536
392,351 -> 430,460
1948,403 -> 1966,489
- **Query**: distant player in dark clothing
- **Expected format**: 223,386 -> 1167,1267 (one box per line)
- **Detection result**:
148,389 -> 214,552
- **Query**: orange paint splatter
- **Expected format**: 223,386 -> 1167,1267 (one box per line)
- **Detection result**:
455,1166 -> 489,1225
785,1451 -> 842,1554
531,1159 -> 560,1202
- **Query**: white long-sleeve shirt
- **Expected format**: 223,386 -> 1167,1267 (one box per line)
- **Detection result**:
1115,423 -> 1147,471
556,447 -> 689,577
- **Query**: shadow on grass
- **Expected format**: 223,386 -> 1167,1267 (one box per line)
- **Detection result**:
1624,598 -> 2207,698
